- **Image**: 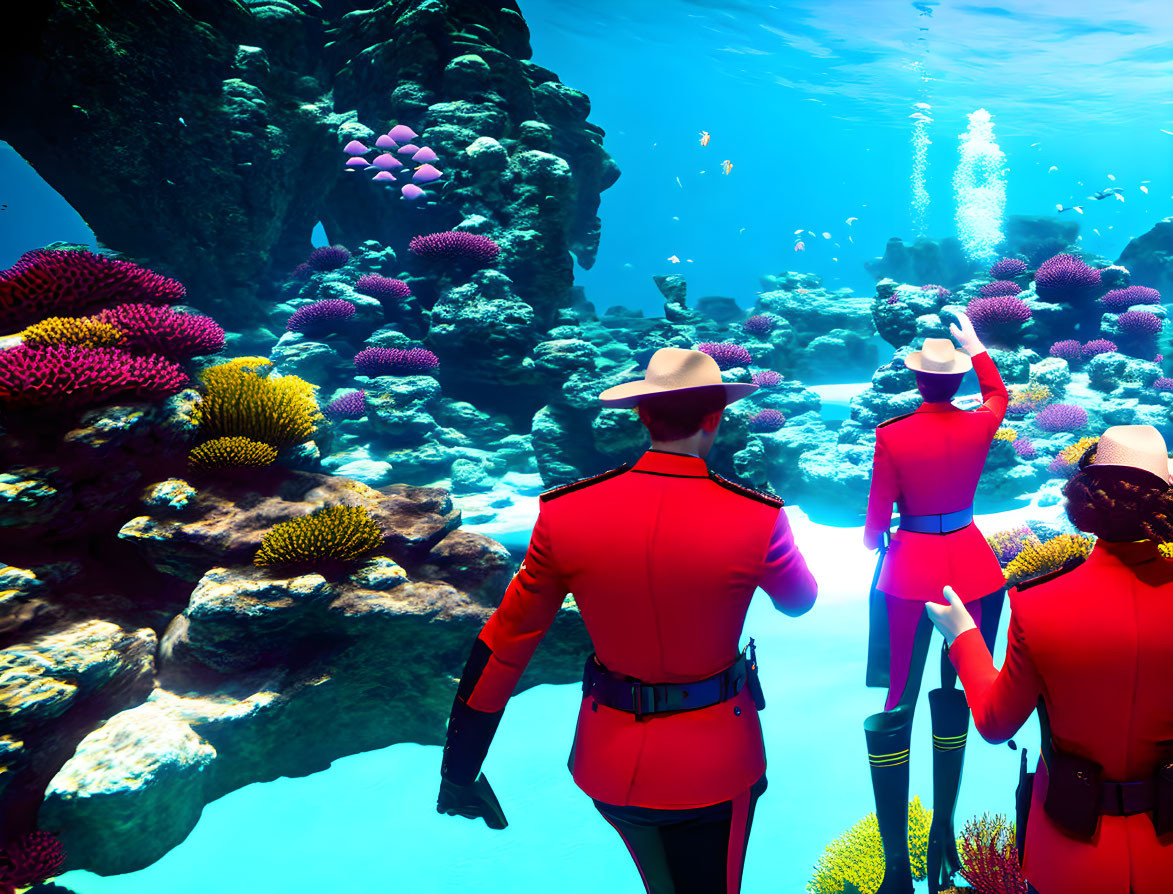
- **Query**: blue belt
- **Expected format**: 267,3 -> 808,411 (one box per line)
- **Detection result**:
899,506 -> 973,534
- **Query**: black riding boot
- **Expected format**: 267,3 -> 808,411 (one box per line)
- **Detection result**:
864,706 -> 915,894
927,686 -> 970,894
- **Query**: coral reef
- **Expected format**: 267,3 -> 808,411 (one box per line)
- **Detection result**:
1033,254 -> 1101,304
1004,534 -> 1094,586
19,316 -> 127,349
989,258 -> 1027,279
0,345 -> 189,411
187,436 -> 278,473
958,814 -> 1027,894
192,360 -> 322,449
253,504 -> 383,569
94,304 -> 226,360
0,831 -> 67,890
807,796 -> 931,894
324,389 -> 367,421
354,346 -> 440,376
408,231 -> 501,266
285,299 -> 357,334
306,245 -> 352,272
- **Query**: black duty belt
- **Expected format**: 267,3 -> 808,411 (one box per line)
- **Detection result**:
583,650 -> 750,719
899,505 -> 973,534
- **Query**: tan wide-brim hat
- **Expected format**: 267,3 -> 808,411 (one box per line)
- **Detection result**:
904,338 -> 973,375
1081,424 -> 1173,485
598,347 -> 758,408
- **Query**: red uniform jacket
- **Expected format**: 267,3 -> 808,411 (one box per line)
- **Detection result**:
460,448 -> 818,808
950,538 -> 1173,894
864,350 -> 1008,603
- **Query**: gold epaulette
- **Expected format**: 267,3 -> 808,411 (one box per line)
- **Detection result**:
539,462 -> 634,502
708,471 -> 784,508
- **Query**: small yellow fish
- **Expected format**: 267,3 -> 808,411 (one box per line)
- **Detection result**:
721,160 -> 733,175
668,254 -> 681,263
700,131 -> 711,146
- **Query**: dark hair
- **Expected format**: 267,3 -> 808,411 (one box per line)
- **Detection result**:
916,371 -> 965,403
636,386 -> 727,441
1063,449 -> 1173,541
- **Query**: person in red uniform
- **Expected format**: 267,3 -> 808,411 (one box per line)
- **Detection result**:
436,347 -> 818,894
862,311 -> 1010,894
928,424 -> 1173,894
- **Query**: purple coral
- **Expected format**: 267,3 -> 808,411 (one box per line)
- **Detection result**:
356,274 -> 412,302
354,346 -> 440,376
751,369 -> 783,387
306,245 -> 352,272
1152,377 -> 1173,392
966,296 -> 1032,339
1116,310 -> 1163,335
95,303 -> 226,360
409,231 -> 501,265
1012,437 -> 1037,459
1100,285 -> 1161,312
696,342 -> 753,370
0,345 -> 188,409
1035,403 -> 1088,433
1034,254 -> 1101,304
989,258 -> 1028,279
742,314 -> 777,336
1048,340 -> 1082,363
748,409 -> 786,432
921,284 -> 952,299
325,389 -> 367,420
1081,339 -> 1117,359
979,280 -> 1023,298
286,299 -> 357,333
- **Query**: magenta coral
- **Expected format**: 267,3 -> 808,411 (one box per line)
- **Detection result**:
1100,285 -> 1161,312
979,280 -> 1023,298
748,409 -> 786,432
1048,340 -> 1082,363
1115,309 -> 1163,335
1035,403 -> 1088,433
742,314 -> 777,336
1081,339 -> 1117,359
989,258 -> 1028,279
356,274 -> 412,302
958,815 -> 1027,894
1034,254 -> 1101,304
325,389 -> 367,420
696,341 -> 753,370
966,296 -> 1032,338
751,369 -> 783,387
354,346 -> 439,376
307,245 -> 352,271
0,345 -> 188,410
285,299 -> 357,333
409,231 -> 501,265
0,249 -> 185,332
0,830 -> 67,888
96,303 -> 225,360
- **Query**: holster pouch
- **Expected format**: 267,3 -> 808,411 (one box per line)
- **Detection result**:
1015,747 -> 1032,866
1155,759 -> 1173,837
745,638 -> 766,711
1043,747 -> 1103,840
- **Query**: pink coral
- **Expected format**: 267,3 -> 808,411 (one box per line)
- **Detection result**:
0,830 -> 66,888
409,232 -> 500,265
958,814 -> 1027,894
0,345 -> 188,410
96,303 -> 225,360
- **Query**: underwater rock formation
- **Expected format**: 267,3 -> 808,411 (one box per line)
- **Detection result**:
865,236 -> 979,289
0,1 -> 617,329
1117,217 -> 1173,298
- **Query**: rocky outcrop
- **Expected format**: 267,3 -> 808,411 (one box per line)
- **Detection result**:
0,1 -> 617,329
1117,217 -> 1173,297
865,236 -> 979,289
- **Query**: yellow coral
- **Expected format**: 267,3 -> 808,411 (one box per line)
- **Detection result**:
21,315 -> 127,348
1160,543 -> 1173,560
1007,383 -> 1050,412
1056,436 -> 1099,467
188,436 -> 278,471
807,796 -> 931,894
993,427 -> 1018,441
221,355 -> 274,374
254,504 -> 383,568
193,361 -> 322,448
1004,533 -> 1094,586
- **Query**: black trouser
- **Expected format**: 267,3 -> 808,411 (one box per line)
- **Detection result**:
593,774 -> 768,894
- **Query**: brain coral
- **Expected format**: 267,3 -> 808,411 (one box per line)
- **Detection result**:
254,504 -> 383,568
696,341 -> 753,370
0,345 -> 188,410
1033,254 -> 1101,304
96,303 -> 226,360
807,796 -> 930,894
0,248 -> 185,332
193,361 -> 322,448
409,231 -> 501,265
21,315 -> 127,349
188,436 -> 279,472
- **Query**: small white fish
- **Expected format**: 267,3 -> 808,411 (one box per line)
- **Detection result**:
1140,185 -> 1149,194
845,217 -> 858,225
822,232 -> 831,239
668,254 -> 680,263
1162,129 -> 1173,136
794,228 -> 804,235
832,257 -> 839,262
699,170 -> 706,174
1030,142 -> 1041,147
739,228 -> 746,235
914,102 -> 931,110
1048,166 -> 1058,173
1108,174 -> 1116,181
807,230 -> 817,238
676,177 -> 683,188
686,259 -> 694,263
1094,229 -> 1101,236
1075,207 -> 1084,214
178,117 -> 187,127
848,235 -> 853,243
672,216 -> 679,221
1115,192 -> 1125,202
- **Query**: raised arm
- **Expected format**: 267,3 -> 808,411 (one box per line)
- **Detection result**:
950,311 -> 1008,429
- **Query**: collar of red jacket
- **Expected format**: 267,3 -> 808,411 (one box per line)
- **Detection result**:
1092,538 -> 1170,566
632,449 -> 710,477
1092,538 -> 1173,586
917,401 -> 958,413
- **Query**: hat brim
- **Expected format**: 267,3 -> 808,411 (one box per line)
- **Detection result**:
1079,458 -> 1173,487
904,352 -> 973,374
598,381 -> 758,409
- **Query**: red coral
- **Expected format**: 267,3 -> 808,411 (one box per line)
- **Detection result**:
0,345 -> 189,410
0,830 -> 66,887
0,249 -> 185,333
96,303 -> 225,359
958,815 -> 1027,894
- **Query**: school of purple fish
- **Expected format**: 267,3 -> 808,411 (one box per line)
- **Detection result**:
342,124 -> 442,201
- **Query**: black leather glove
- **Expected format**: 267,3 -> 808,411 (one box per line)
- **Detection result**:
437,772 -> 508,830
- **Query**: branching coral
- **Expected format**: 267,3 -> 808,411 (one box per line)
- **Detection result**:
254,504 -> 383,568
1033,403 -> 1087,433
986,524 -> 1042,565
20,315 -> 127,349
96,303 -> 225,360
0,830 -> 66,888
749,409 -> 786,432
1004,534 -> 1094,586
1005,384 -> 1050,417
324,389 -> 367,420
1046,436 -> 1099,477
355,274 -> 412,302
958,813 -> 1027,894
993,427 -> 1018,442
188,436 -> 278,472
193,361 -> 322,448
0,345 -> 188,410
285,299 -> 357,334
807,796 -> 931,894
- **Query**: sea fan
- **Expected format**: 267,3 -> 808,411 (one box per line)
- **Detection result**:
958,813 -> 1028,894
